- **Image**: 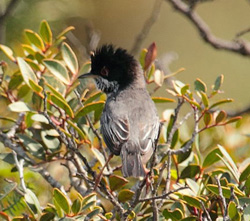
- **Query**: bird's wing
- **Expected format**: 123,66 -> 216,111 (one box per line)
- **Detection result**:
101,112 -> 129,155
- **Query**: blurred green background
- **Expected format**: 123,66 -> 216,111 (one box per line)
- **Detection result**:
1,0 -> 250,110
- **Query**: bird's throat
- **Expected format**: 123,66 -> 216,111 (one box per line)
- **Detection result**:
95,77 -> 119,94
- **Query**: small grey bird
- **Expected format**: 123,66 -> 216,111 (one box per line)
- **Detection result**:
79,45 -> 160,177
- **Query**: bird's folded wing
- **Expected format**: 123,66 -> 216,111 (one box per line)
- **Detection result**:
101,113 -> 129,155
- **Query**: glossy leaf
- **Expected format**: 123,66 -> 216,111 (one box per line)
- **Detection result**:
203,112 -> 212,126
109,175 -> 129,191
25,29 -> 45,51
45,82 -> 65,100
194,78 -> 207,92
86,206 -> 102,219
8,101 -> 30,112
71,198 -> 82,215
17,57 -> 38,87
209,98 -> 233,109
29,79 -> 43,96
239,164 -> 250,182
206,184 -> 244,198
49,93 -> 74,118
75,101 -> 105,119
22,44 -> 36,55
61,42 -> 78,74
180,164 -> 200,179
0,44 -> 15,61
202,147 -> 223,168
216,110 -> 227,124
228,201 -> 240,220
40,20 -> 52,45
181,195 -> 202,209
43,59 -> 70,85
213,74 -> 224,91
24,188 -> 42,214
67,119 -> 87,140
118,189 -> 134,203
56,26 -> 75,39
163,208 -> 183,221
84,91 -> 103,105
152,97 -> 175,103
139,48 -> 147,69
200,91 -> 209,107
53,188 -> 70,214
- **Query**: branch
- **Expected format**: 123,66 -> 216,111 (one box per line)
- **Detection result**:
130,0 -> 163,55
166,0 -> 250,56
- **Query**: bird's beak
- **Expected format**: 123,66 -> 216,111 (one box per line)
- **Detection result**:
78,72 -> 98,79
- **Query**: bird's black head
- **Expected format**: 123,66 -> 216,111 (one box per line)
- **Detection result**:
79,45 -> 138,93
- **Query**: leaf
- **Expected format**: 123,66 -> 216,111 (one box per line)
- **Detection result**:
71,198 -> 82,215
216,110 -> 227,124
225,116 -> 242,125
194,78 -> 207,92
217,144 -> 240,182
79,61 -> 91,76
154,69 -> 164,86
109,175 -> 129,191
0,44 -> 15,61
53,188 -> 70,214
22,44 -> 36,55
118,189 -> 134,203
228,201 -> 240,221
209,98 -> 233,109
139,48 -> 147,69
43,59 -> 70,85
171,129 -> 179,149
17,57 -> 38,87
152,97 -> 175,103
163,208 -> 183,221
202,147 -> 223,168
61,42 -> 78,74
86,206 -> 102,219
239,164 -> 250,182
40,20 -> 52,45
25,29 -> 45,51
203,112 -> 212,126
29,79 -> 43,96
144,42 -> 157,70
180,164 -> 200,179
31,113 -> 49,124
49,93 -> 74,118
213,74 -> 224,91
45,82 -> 65,100
181,84 -> 190,95
84,91 -> 103,105
177,145 -> 192,164
67,119 -> 87,140
0,212 -> 10,221
200,91 -> 209,107
181,195 -> 202,209
206,184 -> 244,198
75,101 -> 105,119
8,101 -> 30,112
41,130 -> 60,150
56,26 -> 75,39
24,188 -> 42,214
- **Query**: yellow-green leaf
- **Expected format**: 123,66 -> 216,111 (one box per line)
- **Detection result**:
216,110 -> 227,124
40,20 -> 52,45
209,99 -> 233,109
109,175 -> 129,191
53,188 -> 70,214
206,184 -> 244,198
152,97 -> 175,103
29,79 -> 43,96
118,189 -> 134,203
0,44 -> 15,62
194,78 -> 207,92
75,101 -> 105,119
56,26 -> 75,39
43,59 -> 70,85
25,29 -> 45,51
61,42 -> 78,74
213,74 -> 224,91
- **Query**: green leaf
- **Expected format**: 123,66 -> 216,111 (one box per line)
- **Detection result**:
25,29 -> 45,51
177,145 -> 192,164
216,110 -> 227,124
45,82 -> 65,100
202,147 -> 223,168
225,116 -> 242,125
40,20 -> 52,45
180,164 -> 200,179
217,144 -> 240,182
213,74 -> 224,91
43,59 -> 70,85
152,97 -> 175,103
203,112 -> 212,126
239,164 -> 250,182
206,184 -> 244,198
181,84 -> 190,95
24,188 -> 42,214
25,58 -> 41,71
86,206 -> 102,219
109,175 -> 129,191
67,119 -> 87,140
228,201 -> 241,221
49,93 -> 74,118
53,188 -> 70,214
56,26 -> 75,39
17,134 -> 45,159
194,78 -> 207,92
71,198 -> 82,215
40,212 -> 55,221
118,189 -> 134,203
8,101 -> 30,112
61,42 -> 78,74
200,91 -> 209,107
139,48 -> 147,69
0,44 -> 15,61
209,98 -> 233,109
75,101 -> 105,119
22,44 -> 36,55
82,193 -> 96,206
84,91 -> 103,105
79,61 -> 91,76
41,130 -> 60,150
181,195 -> 202,209
163,208 -> 183,221
29,79 -> 43,96
17,57 -> 38,88
171,129 -> 179,149
31,113 -> 49,124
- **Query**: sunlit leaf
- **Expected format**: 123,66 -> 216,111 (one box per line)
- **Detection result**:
181,195 -> 202,209
61,42 -> 78,74
0,44 -> 15,62
40,20 -> 52,45
202,147 -> 223,168
154,69 -> 164,86
200,91 -> 209,107
109,175 -> 129,191
213,74 -> 224,91
86,206 -> 102,219
71,198 -> 82,215
206,184 -> 244,198
56,26 -> 75,39
53,188 -> 70,214
194,78 -> 207,92
181,84 -> 190,95
163,208 -> 183,221
118,189 -> 134,202
24,188 -> 42,214
84,91 -> 103,104
152,97 -> 175,103
75,101 -> 105,119
209,99 -> 233,109
228,201 -> 240,220
139,48 -> 147,69
8,101 -> 30,112
43,59 -> 70,85
22,44 -> 36,55
29,79 -> 43,96
239,164 -> 250,183
25,29 -> 45,51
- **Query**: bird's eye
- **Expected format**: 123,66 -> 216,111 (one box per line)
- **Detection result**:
100,66 -> 109,77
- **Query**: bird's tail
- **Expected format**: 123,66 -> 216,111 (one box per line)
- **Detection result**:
121,142 -> 145,177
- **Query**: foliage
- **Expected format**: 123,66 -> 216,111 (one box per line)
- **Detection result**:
0,20 -> 249,220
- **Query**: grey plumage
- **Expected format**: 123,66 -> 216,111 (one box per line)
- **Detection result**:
79,45 -> 160,177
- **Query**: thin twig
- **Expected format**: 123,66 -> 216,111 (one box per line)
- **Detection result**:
130,0 -> 163,55
200,200 -> 212,221
166,0 -> 250,56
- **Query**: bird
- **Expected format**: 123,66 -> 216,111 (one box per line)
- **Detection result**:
79,44 -> 160,177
